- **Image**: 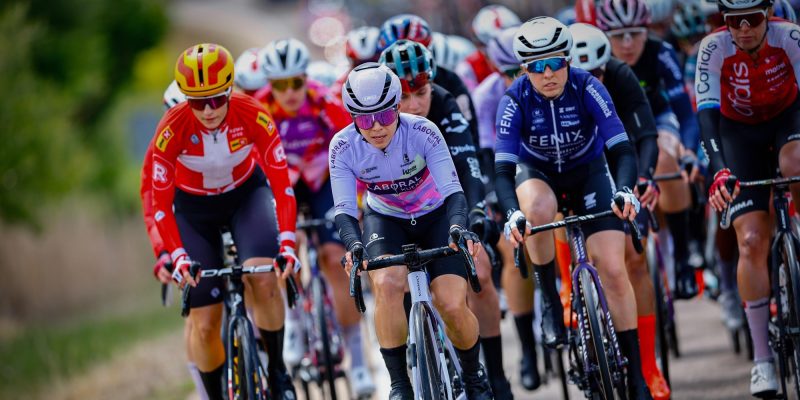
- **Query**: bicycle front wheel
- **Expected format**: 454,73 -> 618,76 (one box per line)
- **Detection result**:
412,303 -> 447,400
312,276 -> 338,400
648,239 -> 671,385
781,233 -> 800,397
579,268 -> 619,400
228,316 -> 267,400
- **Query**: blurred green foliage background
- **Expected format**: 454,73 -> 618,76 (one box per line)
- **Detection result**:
0,0 -> 168,225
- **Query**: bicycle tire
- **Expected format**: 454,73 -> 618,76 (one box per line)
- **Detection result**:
648,239 -> 671,385
412,304 -> 446,399
579,269 -> 618,400
228,316 -> 264,400
781,234 -> 800,398
312,276 -> 338,400
556,347 -> 571,400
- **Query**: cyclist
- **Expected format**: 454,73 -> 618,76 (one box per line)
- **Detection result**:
234,48 -> 267,97
570,22 -> 667,399
377,14 -> 481,153
151,43 -> 299,400
253,38 -> 376,396
379,39 -> 512,397
696,0 -> 800,394
458,4 -> 521,91
671,0 -> 713,106
472,26 -> 543,391
332,63 -> 493,400
497,17 -> 652,399
332,26 -> 383,97
597,0 -> 703,300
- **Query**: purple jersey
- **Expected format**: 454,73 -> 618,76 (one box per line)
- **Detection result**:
329,113 -> 463,220
473,72 -> 507,149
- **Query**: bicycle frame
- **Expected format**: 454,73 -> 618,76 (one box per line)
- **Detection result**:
565,223 -> 627,395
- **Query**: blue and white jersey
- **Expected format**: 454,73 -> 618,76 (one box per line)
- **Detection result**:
494,67 -> 629,174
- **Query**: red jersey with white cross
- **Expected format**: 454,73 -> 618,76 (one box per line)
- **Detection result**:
149,93 -> 296,259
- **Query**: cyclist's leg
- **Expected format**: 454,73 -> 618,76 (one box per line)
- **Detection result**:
230,184 -> 297,396
655,122 -> 696,298
778,135 -> 800,213
499,235 -> 541,390
624,216 -> 670,399
174,211 -> 226,400
184,319 -> 210,400
516,166 -> 563,347
721,115 -> 776,395
423,214 -> 488,396
580,158 -> 650,399
361,208 -> 412,394
467,248 -> 512,395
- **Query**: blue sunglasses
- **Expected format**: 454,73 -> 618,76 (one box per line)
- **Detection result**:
524,56 -> 570,74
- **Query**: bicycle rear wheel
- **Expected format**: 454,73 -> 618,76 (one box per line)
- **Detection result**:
579,269 -> 619,400
412,303 -> 447,400
312,276 -> 338,400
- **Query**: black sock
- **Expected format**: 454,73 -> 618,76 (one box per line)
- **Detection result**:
665,211 -> 690,265
534,259 -> 559,301
403,291 -> 412,321
380,345 -> 411,389
480,335 -> 507,382
199,363 -> 225,400
617,329 -> 646,386
513,312 -> 537,361
456,339 -> 483,377
260,327 -> 287,375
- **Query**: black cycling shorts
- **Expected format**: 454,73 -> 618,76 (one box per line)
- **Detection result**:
294,178 -> 341,245
720,97 -> 800,222
515,155 -> 623,238
361,205 -> 467,282
174,169 -> 280,308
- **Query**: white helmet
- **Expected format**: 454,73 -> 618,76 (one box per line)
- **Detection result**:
259,38 -> 310,80
341,63 -> 402,115
513,17 -> 574,62
163,80 -> 186,110
645,0 -> 676,23
307,60 -> 348,88
346,26 -> 381,64
472,5 -> 522,45
486,27 -> 519,72
569,23 -> 612,71
429,33 -> 477,71
234,48 -> 268,91
717,0 -> 773,12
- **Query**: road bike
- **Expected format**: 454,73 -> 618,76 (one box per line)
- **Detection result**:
346,232 -> 481,399
720,174 -> 800,398
181,255 -> 298,400
514,194 -> 643,399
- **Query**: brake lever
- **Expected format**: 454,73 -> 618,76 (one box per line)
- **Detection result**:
276,255 -> 299,309
180,262 -> 201,318
719,175 -> 738,229
161,261 -> 174,307
348,247 -> 366,314
513,217 -> 529,278
613,193 -> 644,254
457,237 -> 482,294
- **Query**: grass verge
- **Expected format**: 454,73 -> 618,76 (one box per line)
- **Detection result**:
0,301 -> 182,398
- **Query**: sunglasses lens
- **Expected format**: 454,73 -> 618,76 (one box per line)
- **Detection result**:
401,73 -> 430,93
503,68 -> 521,78
725,11 -> 765,28
272,77 -> 305,91
188,94 -> 229,110
354,108 -> 397,130
527,57 -> 568,73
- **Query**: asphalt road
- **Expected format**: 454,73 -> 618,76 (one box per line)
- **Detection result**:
292,296 -> 755,400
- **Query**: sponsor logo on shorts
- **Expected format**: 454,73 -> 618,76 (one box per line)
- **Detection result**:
730,199 -> 754,215
367,232 -> 384,246
584,192 -> 597,209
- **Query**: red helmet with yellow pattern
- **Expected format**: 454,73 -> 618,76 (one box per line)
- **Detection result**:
174,43 -> 234,97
